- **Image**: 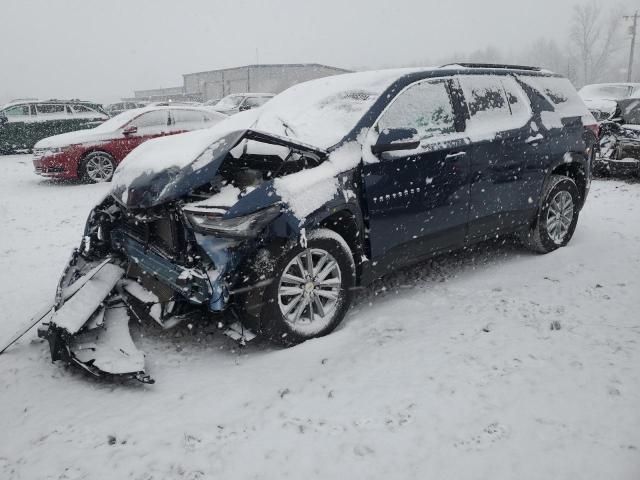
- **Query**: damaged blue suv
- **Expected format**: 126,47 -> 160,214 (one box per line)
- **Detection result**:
40,64 -> 598,381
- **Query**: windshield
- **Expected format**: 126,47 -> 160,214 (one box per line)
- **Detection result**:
215,95 -> 244,110
579,84 -> 632,100
250,69 -> 412,149
91,108 -> 147,133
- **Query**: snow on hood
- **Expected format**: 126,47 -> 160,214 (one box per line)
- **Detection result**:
110,109 -> 261,208
34,129 -> 116,149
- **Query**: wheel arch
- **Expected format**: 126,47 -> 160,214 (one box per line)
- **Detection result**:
547,152 -> 588,210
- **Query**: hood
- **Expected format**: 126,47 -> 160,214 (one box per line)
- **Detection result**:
110,123 -> 327,210
34,128 -> 115,149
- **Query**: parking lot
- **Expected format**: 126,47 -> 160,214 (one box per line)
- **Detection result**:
0,154 -> 638,479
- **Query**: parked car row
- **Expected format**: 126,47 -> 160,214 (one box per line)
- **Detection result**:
37,64 -> 600,380
0,99 -> 108,154
0,93 -> 276,156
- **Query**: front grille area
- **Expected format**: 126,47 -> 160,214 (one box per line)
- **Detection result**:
122,214 -> 181,258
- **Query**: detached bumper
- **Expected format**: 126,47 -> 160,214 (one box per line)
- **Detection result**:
595,156 -> 640,176
39,254 -> 153,383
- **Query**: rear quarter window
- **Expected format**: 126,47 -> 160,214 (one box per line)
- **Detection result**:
518,75 -> 594,128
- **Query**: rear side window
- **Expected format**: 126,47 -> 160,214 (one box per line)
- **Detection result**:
171,109 -> 210,126
378,80 -> 456,140
71,104 -> 96,114
459,75 -> 530,139
36,104 -> 67,116
501,76 -> 531,126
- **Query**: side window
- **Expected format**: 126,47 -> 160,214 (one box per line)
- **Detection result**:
130,110 -> 168,131
459,75 -> 530,136
378,81 -> 456,141
243,97 -> 269,109
170,109 -> 208,128
500,77 -> 532,127
36,104 -> 67,116
71,104 -> 96,114
3,105 -> 30,118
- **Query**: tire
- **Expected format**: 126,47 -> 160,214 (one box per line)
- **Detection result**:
238,228 -> 356,346
80,151 -> 116,183
521,174 -> 580,254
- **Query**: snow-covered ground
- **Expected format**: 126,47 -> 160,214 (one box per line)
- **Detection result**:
0,154 -> 638,480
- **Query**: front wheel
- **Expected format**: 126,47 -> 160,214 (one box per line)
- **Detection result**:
521,174 -> 580,253
239,229 -> 356,346
81,151 -> 116,183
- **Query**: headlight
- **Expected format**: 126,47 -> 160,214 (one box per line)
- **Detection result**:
183,205 -> 281,238
35,146 -> 67,155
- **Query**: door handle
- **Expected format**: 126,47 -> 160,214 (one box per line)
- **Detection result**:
445,151 -> 466,159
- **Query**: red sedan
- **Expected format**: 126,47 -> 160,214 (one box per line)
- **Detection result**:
32,106 -> 226,183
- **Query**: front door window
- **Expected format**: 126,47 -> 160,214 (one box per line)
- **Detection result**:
377,80 -> 457,143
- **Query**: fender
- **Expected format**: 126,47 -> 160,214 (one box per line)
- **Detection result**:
540,151 -> 590,211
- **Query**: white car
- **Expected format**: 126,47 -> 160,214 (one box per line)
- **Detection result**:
578,82 -> 640,121
207,93 -> 274,115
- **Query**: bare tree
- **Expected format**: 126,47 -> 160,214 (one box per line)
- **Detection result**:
570,0 -> 625,86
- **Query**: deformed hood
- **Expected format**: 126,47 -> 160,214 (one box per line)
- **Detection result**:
111,129 -> 247,209
110,124 -> 327,210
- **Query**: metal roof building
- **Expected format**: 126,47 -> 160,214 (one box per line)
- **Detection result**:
127,63 -> 351,103
183,63 -> 351,101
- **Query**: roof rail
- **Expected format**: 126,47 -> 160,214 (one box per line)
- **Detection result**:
441,63 -> 541,71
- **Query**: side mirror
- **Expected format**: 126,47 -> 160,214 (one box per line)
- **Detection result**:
122,125 -> 138,136
238,104 -> 251,112
371,128 -> 419,154
0,114 -> 7,127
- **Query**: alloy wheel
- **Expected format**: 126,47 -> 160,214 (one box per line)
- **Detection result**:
277,248 -> 342,334
546,190 -> 574,244
85,155 -> 114,182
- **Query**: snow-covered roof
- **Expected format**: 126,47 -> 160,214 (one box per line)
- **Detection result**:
1,99 -> 100,109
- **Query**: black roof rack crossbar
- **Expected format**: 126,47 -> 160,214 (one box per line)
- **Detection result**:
441,63 -> 541,71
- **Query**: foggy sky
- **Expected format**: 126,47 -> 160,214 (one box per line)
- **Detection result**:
0,0 -> 610,104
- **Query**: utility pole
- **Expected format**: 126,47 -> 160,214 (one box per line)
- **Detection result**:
624,11 -> 638,82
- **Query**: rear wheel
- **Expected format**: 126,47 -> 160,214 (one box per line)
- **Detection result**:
521,174 -> 580,253
81,151 -> 115,183
238,229 -> 356,346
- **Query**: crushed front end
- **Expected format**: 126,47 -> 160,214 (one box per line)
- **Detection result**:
39,129 -> 327,381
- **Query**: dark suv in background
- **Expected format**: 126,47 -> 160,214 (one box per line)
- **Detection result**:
0,99 -> 108,154
43,64 -> 598,380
